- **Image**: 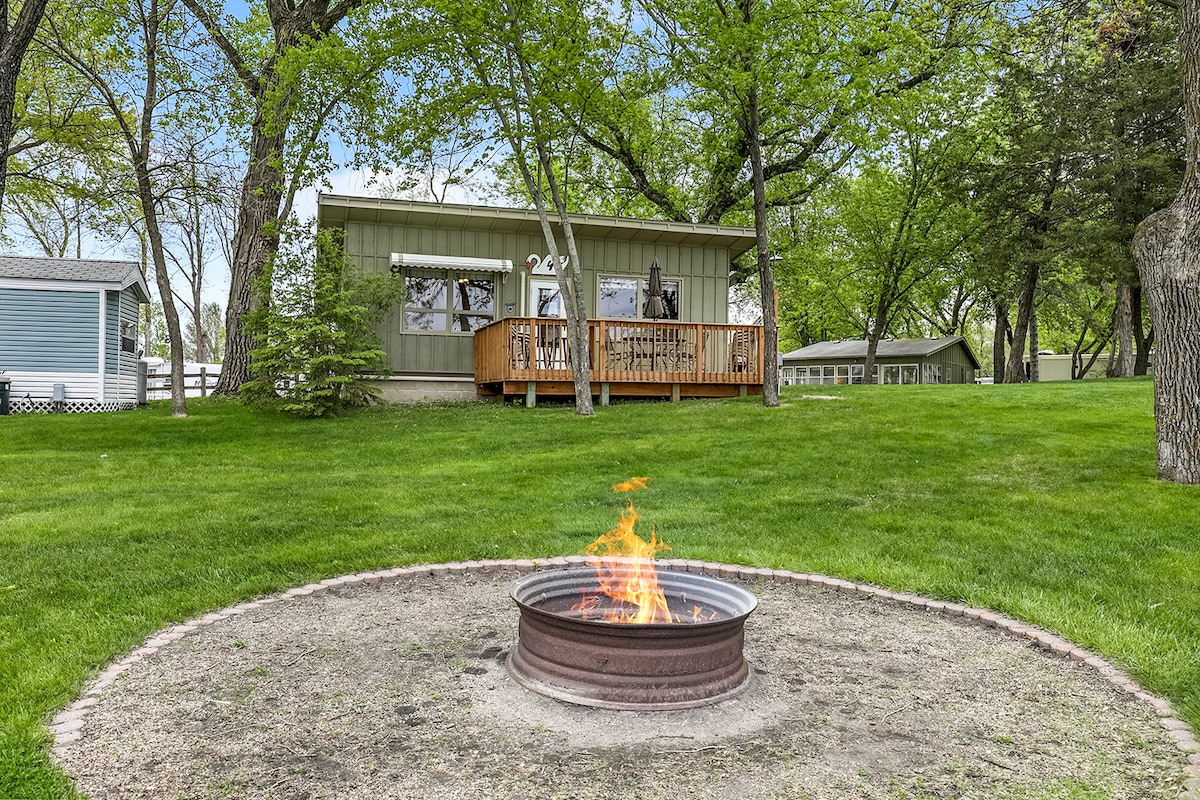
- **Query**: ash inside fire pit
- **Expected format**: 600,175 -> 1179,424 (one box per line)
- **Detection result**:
508,567 -> 757,710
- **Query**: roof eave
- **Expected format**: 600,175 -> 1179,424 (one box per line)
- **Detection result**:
317,194 -> 758,255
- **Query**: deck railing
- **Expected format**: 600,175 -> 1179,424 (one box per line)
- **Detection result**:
474,317 -> 763,386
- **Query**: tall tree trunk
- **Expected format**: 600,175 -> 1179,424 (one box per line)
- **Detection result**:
1004,263 -> 1039,383
182,0 -> 364,397
1132,285 -> 1152,376
133,0 -> 185,417
513,31 -> 593,415
993,300 -> 1008,382
1028,299 -> 1039,382
863,293 -> 889,380
745,79 -> 778,407
140,178 -> 188,417
1109,278 -> 1135,377
1132,0 -> 1200,483
0,0 -> 50,210
212,121 -> 288,395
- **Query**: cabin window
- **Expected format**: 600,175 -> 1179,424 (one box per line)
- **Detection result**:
402,270 -> 495,333
922,363 -> 942,384
598,276 -> 681,320
120,320 -> 137,353
850,364 -> 865,384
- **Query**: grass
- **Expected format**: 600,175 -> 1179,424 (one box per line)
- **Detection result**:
1,378 -> 1198,797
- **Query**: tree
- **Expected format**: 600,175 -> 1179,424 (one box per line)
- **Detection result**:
45,0 -> 226,417
180,0 -> 406,396
0,0 -> 50,208
773,134 -> 983,370
974,2 -> 1181,383
242,227 -> 401,416
1133,0 -> 1200,482
0,25 -> 125,249
162,150 -> 237,364
184,302 -> 224,362
421,0 -> 610,414
577,0 -> 991,405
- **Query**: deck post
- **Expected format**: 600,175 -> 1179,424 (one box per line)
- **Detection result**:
601,382 -> 610,406
526,382 -> 537,408
671,383 -> 680,403
738,385 -> 747,398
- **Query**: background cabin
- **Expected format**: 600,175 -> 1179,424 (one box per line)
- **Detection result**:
781,337 -> 981,386
0,256 -> 149,413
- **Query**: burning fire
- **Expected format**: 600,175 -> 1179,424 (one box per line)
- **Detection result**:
572,478 -> 719,624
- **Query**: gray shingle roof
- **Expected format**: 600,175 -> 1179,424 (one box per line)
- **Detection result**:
0,255 -> 150,301
782,336 -> 981,369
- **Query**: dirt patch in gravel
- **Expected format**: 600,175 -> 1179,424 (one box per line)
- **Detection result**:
58,572 -> 1188,799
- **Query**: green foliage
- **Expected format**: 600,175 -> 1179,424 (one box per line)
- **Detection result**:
969,1 -> 1182,356
241,228 -> 402,417
773,95 -> 989,348
184,302 -> 225,363
140,302 -> 171,360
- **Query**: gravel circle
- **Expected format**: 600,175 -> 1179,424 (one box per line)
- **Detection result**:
55,568 -> 1191,799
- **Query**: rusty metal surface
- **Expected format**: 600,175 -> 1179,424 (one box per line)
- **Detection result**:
507,567 -> 757,710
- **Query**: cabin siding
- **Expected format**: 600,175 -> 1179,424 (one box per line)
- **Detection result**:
343,219 -> 736,376
0,287 -> 99,373
781,339 -> 980,385
103,289 -> 141,400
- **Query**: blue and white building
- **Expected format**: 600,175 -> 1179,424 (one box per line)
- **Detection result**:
0,256 -> 150,413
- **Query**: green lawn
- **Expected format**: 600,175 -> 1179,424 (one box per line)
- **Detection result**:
1,378 -> 1197,797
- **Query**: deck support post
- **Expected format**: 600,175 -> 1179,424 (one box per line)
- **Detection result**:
526,382 -> 537,408
738,385 -> 747,398
601,382 -> 610,406
671,384 -> 680,403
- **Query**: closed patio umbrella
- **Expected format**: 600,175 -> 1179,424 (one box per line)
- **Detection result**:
644,256 -> 666,319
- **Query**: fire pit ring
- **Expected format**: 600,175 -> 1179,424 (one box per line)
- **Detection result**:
507,567 -> 757,710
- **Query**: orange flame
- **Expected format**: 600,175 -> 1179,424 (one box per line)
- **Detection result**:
612,476 -> 651,494
573,478 -> 674,624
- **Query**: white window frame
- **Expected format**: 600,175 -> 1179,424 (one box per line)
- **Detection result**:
401,269 -> 497,335
597,274 -> 683,320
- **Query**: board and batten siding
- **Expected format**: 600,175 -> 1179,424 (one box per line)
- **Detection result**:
343,220 -> 733,376
0,287 -> 107,400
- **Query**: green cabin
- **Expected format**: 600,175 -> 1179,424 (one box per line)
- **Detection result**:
319,195 -> 762,402
781,337 -> 981,386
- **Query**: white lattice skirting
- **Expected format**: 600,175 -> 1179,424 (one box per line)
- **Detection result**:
10,398 -> 138,414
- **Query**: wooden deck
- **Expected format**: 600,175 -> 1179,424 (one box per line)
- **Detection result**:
474,318 -> 763,404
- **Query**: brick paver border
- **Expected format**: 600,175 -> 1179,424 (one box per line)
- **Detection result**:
49,558 -> 1200,797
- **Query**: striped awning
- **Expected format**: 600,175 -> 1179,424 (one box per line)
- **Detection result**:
391,253 -> 513,273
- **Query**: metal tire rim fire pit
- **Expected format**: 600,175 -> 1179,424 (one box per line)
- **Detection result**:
507,567 -> 758,710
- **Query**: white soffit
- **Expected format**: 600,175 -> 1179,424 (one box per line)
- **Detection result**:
392,253 -> 514,273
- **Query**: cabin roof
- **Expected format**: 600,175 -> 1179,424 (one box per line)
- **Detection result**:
317,194 -> 759,258
0,255 -> 150,303
782,336 -> 981,369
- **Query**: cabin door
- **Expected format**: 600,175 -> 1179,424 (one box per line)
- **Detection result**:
530,279 -> 564,318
